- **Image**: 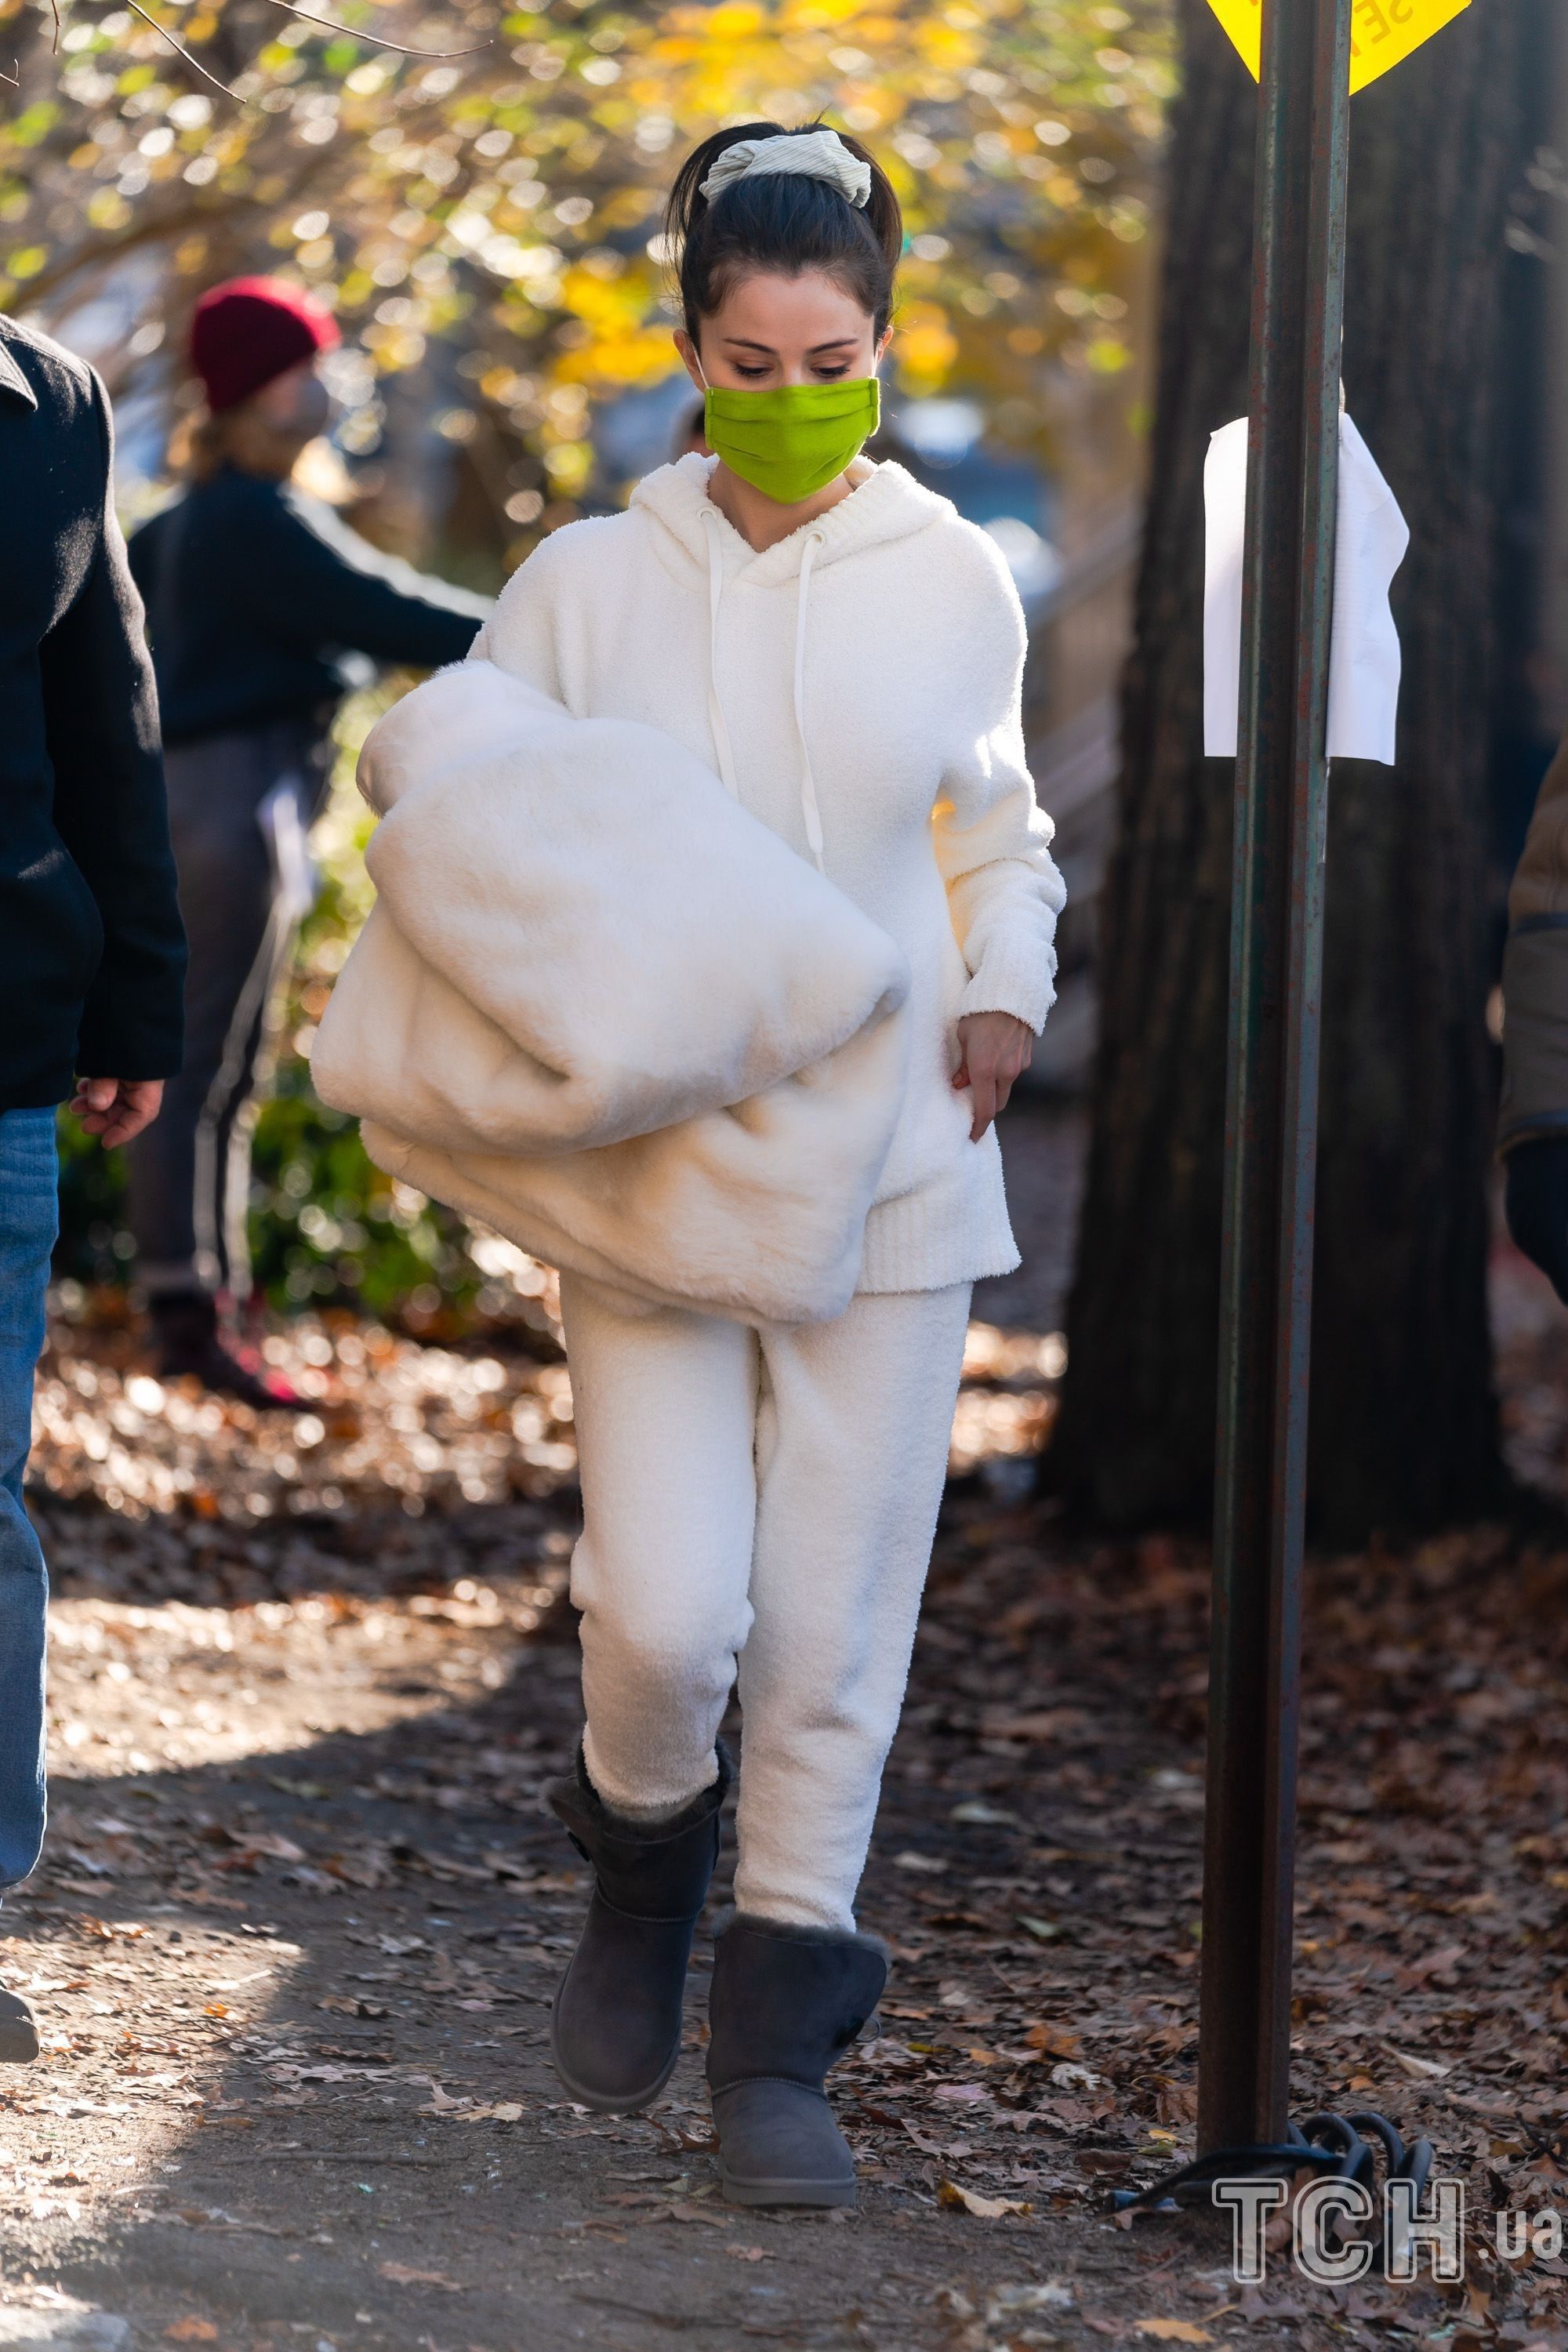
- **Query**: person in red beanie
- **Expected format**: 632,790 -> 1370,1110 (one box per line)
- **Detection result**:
125,276 -> 490,1405
189,276 -> 339,418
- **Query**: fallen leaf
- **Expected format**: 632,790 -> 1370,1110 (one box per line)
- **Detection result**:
1156,2076 -> 1199,2126
1134,2325 -> 1214,2344
938,2180 -> 1029,2218
1385,2047 -> 1451,2081
206,1828 -> 306,1865
1025,2023 -> 1083,2060
726,2245 -> 770,2262
989,2285 -> 1076,2318
418,2082 -> 470,2112
378,2260 -> 464,2291
163,2323 -> 218,2343
983,1708 -> 1088,1740
669,2200 -> 733,2227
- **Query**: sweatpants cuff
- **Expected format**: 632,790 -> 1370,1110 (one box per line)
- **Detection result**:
579,1727 -> 724,1826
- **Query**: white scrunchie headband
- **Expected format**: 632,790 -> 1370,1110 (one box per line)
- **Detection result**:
699,128 -> 872,210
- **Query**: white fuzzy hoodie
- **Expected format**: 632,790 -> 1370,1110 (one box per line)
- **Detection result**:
473,453 -> 1065,1294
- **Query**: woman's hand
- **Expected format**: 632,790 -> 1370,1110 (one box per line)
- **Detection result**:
953,1013 -> 1033,1142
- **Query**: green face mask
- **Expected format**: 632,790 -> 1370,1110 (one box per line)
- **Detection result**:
702,376 -> 880,505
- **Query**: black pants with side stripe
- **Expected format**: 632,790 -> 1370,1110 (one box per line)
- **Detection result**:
126,717 -> 332,1304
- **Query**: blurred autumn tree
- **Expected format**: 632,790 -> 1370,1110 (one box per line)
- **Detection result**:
21,0 -> 1174,1323
2,0 -> 1171,557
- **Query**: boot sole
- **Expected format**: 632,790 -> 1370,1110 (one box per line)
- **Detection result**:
548,1980 -> 682,2116
717,2162 -> 858,2209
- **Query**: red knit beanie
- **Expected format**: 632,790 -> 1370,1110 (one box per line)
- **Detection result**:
190,276 -> 340,414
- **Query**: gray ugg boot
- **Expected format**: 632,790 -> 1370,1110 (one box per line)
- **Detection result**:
546,1744 -> 731,2114
707,1915 -> 887,2208
0,1984 -> 38,2063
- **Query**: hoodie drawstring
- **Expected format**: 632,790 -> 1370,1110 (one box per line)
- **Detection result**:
793,530 -> 826,872
699,503 -> 829,877
699,506 -> 739,797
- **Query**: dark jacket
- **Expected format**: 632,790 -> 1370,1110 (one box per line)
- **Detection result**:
1500,733 -> 1568,1301
1501,728 -> 1568,1153
0,318 -> 186,1112
128,466 -> 489,746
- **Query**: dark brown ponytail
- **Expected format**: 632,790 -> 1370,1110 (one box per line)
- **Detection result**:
666,121 -> 902,344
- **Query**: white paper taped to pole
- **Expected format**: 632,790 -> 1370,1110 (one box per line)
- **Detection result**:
1203,412 -> 1410,765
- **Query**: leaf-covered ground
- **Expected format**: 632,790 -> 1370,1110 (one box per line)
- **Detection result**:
5,1109 -> 1568,2350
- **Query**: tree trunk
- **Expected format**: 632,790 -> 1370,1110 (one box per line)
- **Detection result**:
1057,0 -> 1523,1543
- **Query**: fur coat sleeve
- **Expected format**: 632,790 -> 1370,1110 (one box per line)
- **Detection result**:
310,660 -> 911,1324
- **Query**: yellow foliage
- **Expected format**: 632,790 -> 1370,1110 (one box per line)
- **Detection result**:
0,0 -> 1170,544
706,0 -> 770,32
895,302 -> 960,388
543,438 -> 593,491
556,325 -> 686,390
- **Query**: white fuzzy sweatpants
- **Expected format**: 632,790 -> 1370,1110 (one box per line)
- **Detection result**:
559,1274 -> 972,1932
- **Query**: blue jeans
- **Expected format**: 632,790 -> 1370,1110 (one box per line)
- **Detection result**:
0,1109 -> 56,1893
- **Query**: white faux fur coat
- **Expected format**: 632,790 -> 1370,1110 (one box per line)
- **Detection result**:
310,659 -> 912,1323
470,454 -> 1065,1294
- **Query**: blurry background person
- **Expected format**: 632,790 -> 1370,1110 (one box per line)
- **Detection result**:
126,278 -> 491,1405
1,310 -> 184,2060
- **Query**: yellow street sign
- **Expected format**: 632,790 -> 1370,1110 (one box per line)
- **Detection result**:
1207,0 -> 1470,93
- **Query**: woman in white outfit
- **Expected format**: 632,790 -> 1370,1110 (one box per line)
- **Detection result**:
471,121 -> 1064,2206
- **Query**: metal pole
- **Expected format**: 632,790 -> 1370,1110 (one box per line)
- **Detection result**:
1197,0 -> 1352,2156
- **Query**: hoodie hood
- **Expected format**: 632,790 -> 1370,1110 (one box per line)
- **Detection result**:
630,452 -> 956,587
629,454 -> 961,874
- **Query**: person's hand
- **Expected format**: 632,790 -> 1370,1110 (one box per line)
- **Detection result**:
953,1012 -> 1033,1143
70,1077 -> 165,1150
